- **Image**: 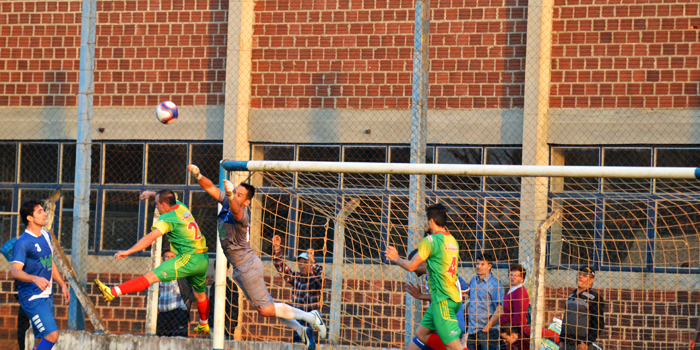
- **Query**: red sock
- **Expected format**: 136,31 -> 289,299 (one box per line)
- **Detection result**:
112,276 -> 150,296
197,297 -> 209,324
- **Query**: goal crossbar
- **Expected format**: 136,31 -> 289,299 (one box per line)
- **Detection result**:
221,160 -> 700,179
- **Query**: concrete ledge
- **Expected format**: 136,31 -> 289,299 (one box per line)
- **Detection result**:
48,331 -> 401,350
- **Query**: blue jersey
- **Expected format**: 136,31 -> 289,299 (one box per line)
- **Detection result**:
12,230 -> 54,302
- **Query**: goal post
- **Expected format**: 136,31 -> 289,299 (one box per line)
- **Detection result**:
216,159 -> 700,349
222,160 -> 700,179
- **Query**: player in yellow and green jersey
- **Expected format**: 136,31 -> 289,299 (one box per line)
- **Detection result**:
385,203 -> 463,350
93,190 -> 213,334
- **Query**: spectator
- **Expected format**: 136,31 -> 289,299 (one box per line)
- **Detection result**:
208,264 -> 240,340
500,326 -> 527,350
156,250 -> 197,337
272,235 -> 324,345
501,264 -> 530,335
466,253 -> 504,350
559,266 -> 605,350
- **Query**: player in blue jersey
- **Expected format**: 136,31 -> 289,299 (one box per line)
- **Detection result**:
11,199 -> 70,350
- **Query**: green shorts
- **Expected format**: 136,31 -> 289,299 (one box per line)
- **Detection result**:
153,253 -> 209,293
420,299 -> 461,344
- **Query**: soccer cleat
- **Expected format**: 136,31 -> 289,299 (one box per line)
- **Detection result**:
310,310 -> 327,339
300,326 -> 315,350
194,323 -> 210,335
94,279 -> 115,302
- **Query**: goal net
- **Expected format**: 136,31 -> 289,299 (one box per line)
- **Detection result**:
220,160 -> 700,350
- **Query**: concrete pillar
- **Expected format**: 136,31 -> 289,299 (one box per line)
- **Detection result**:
218,0 -> 255,346
520,0 -> 555,347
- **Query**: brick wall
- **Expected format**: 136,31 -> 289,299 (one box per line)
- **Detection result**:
544,287 -> 700,350
550,0 -> 700,109
0,0 -> 227,108
250,0 -> 527,109
2,271 -> 699,349
239,276 -> 407,348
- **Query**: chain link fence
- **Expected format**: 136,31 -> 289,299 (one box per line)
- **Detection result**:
1,0 -> 700,349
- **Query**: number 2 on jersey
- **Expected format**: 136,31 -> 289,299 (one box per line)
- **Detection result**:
188,221 -> 202,240
447,256 -> 457,278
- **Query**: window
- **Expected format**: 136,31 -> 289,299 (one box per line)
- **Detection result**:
550,147 -> 600,192
345,195 -> 382,259
551,198 -> 597,266
0,190 -> 13,243
484,198 -> 520,262
0,143 -> 16,183
441,197 -> 478,263
485,148 -> 521,192
656,148 -> 700,194
190,143 -> 223,184
59,190 -> 97,252
104,144 -> 143,184
343,147 -> 386,189
61,143 -> 102,184
389,147 -> 434,189
388,196 -> 410,258
602,199 -> 647,266
259,194 -> 292,257
297,195 -> 335,257
147,144 -> 187,185
437,147 -> 481,191
102,191 -> 141,251
655,201 -> 700,268
252,145 -> 294,187
603,148 -> 652,193
20,143 -> 58,183
298,146 -> 340,188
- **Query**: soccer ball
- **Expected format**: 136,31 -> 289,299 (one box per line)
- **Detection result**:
156,101 -> 178,124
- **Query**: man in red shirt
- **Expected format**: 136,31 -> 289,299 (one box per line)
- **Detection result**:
501,264 -> 530,335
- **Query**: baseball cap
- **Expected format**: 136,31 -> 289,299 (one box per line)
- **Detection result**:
579,266 -> 596,277
297,252 -> 310,260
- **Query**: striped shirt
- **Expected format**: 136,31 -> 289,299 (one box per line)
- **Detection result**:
158,280 -> 188,312
272,249 -> 324,312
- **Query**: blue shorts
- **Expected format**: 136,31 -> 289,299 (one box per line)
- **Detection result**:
20,297 -> 58,339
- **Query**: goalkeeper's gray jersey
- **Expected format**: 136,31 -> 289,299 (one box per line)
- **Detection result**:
217,191 -> 255,264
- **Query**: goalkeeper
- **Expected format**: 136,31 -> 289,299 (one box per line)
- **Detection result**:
188,164 -> 326,350
94,190 -> 212,334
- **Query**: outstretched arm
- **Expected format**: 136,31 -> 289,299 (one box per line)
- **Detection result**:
189,164 -> 222,202
385,246 -> 424,272
114,229 -> 164,261
223,180 -> 246,221
271,235 -> 296,286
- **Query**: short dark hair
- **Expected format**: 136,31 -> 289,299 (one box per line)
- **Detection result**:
426,203 -> 448,227
510,263 -> 526,280
500,326 -> 520,335
476,252 -> 495,264
239,183 -> 256,201
20,199 -> 43,227
156,189 -> 177,206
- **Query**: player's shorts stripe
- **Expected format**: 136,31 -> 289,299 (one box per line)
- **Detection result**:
439,300 -> 457,322
32,315 -> 40,321
173,254 -> 191,280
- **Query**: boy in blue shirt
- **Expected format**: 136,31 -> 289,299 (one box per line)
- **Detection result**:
11,199 -> 70,350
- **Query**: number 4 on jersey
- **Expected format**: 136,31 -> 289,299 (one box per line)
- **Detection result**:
447,256 -> 457,278
188,221 -> 202,240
